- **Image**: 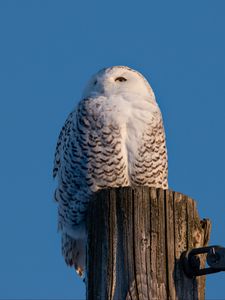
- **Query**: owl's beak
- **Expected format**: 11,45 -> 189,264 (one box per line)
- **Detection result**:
98,84 -> 105,94
100,88 -> 105,94
98,76 -> 108,94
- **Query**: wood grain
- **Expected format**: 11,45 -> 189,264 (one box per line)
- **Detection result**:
86,187 -> 211,300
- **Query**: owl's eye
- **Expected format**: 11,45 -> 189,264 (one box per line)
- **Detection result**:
115,77 -> 127,82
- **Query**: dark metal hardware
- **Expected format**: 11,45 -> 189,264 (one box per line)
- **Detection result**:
181,245 -> 225,278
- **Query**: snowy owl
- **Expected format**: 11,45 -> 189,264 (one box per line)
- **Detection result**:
53,66 -> 168,277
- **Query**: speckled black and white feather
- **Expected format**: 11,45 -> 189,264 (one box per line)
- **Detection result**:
53,66 -> 168,277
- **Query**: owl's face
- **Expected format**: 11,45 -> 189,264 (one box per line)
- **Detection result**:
82,66 -> 156,103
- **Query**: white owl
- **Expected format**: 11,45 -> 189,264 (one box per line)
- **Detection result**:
53,66 -> 168,277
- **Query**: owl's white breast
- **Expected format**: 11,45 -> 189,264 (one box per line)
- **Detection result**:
91,93 -> 161,182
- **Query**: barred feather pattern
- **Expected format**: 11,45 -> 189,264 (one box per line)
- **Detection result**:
53,66 -> 168,277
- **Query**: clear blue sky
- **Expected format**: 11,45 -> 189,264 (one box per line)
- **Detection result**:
0,1 -> 225,299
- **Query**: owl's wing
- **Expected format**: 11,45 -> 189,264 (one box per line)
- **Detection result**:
53,109 -> 87,276
53,111 -> 74,179
131,112 -> 168,189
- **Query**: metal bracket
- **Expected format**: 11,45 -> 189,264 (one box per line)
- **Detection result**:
181,245 -> 225,278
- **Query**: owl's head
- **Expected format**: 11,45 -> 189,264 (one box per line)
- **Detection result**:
82,66 -> 156,103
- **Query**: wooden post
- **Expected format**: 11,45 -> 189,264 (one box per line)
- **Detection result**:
86,187 -> 211,300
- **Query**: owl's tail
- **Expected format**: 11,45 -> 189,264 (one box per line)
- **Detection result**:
61,233 -> 86,277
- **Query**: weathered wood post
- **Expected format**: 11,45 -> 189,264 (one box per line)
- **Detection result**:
86,187 -> 211,300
